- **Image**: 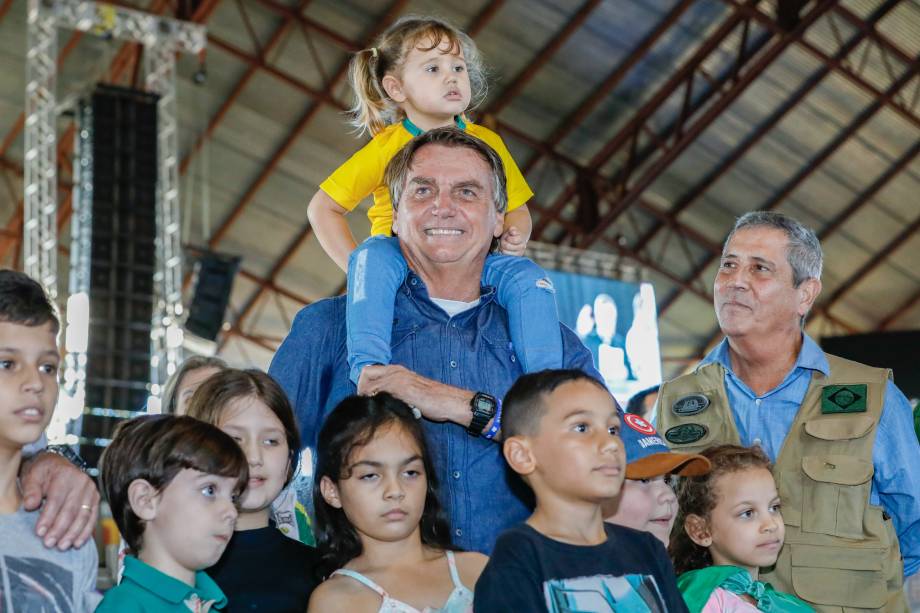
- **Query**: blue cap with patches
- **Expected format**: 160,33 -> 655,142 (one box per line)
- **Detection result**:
620,413 -> 710,479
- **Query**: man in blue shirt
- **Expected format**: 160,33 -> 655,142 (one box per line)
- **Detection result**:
658,211 -> 919,612
269,127 -> 599,554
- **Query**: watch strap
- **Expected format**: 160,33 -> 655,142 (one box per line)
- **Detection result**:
467,392 -> 496,437
45,444 -> 89,474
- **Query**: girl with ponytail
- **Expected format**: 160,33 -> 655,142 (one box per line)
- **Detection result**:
306,15 -> 563,390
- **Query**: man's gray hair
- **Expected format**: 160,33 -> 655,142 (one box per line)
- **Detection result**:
384,127 -> 508,215
724,211 -> 823,286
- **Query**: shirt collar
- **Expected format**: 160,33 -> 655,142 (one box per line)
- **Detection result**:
700,333 -> 829,377
401,115 -> 467,137
401,271 -> 495,320
122,555 -> 227,607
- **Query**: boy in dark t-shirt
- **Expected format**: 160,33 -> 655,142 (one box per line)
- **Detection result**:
474,370 -> 687,612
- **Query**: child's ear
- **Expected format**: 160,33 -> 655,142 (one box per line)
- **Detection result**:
319,476 -> 343,509
503,436 -> 536,476
127,479 -> 160,521
381,74 -> 406,103
684,513 -> 712,547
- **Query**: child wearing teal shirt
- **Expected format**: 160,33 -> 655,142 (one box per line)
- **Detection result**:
96,415 -> 250,612
100,556 -> 227,612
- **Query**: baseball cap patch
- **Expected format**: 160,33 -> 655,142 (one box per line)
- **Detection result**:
619,412 -> 711,479
624,413 -> 656,435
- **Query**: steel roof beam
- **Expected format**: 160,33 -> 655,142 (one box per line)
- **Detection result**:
832,4 -> 914,65
656,54 -> 918,320
816,141 -> 919,242
821,213 -> 920,314
878,288 -> 920,330
236,268 -> 312,307
723,0 -> 920,128
529,0 -> 769,240
495,120 -> 723,254
573,0 -> 837,251
485,0 -> 602,116
218,2 -> 409,339
0,0 -> 217,258
206,1 -> 408,251
179,0 -> 312,176
629,0 -> 903,257
519,0 -> 695,178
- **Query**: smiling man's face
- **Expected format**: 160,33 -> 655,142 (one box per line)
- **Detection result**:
392,143 -> 503,271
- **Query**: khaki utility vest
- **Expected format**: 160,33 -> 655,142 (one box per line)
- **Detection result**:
658,354 -> 906,612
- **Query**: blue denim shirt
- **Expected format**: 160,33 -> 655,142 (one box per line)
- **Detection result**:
700,334 -> 920,577
269,272 -> 601,554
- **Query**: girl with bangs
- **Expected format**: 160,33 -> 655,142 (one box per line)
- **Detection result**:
186,369 -> 321,612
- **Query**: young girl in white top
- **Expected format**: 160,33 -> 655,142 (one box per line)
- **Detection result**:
669,445 -> 813,612
309,393 -> 487,613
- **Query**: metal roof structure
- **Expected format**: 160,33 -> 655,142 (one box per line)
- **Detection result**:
0,0 -> 917,380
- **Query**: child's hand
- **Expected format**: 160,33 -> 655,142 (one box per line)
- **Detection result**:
500,226 -> 527,256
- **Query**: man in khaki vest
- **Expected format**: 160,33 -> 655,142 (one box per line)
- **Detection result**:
658,212 -> 919,612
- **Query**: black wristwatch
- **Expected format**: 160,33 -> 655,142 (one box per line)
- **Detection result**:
45,444 -> 89,474
467,392 -> 497,437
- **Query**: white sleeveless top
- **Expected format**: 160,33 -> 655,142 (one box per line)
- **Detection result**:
331,550 -> 474,613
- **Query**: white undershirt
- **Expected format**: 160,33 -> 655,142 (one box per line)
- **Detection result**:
430,296 -> 481,317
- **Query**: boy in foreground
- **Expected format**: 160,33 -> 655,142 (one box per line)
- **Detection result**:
474,369 -> 687,612
0,270 -> 100,611
97,414 -> 249,611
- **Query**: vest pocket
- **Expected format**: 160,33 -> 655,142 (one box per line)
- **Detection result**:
790,544 -> 887,609
804,416 -> 874,440
801,455 -> 873,539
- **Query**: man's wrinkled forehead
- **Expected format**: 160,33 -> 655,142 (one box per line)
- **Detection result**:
405,143 -> 492,189
722,226 -> 788,261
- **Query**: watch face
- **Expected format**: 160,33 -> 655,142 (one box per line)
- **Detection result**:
474,395 -> 495,415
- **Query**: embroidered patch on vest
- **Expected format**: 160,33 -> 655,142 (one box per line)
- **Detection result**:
664,423 -> 708,445
821,384 -> 867,414
672,394 -> 710,416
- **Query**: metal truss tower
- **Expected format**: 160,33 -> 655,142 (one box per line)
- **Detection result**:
25,0 -> 205,436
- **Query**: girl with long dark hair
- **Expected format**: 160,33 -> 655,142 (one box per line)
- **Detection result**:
309,393 -> 487,612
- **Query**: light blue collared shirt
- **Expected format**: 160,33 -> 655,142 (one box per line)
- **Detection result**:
698,334 -> 920,578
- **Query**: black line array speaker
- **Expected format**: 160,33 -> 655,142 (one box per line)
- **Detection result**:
185,251 -> 241,342
81,84 -> 159,469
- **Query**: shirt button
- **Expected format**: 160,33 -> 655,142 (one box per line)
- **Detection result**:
455,528 -> 462,537
753,438 -> 762,448
510,355 -> 516,363
755,398 -> 762,406
450,360 -> 457,368
411,278 -> 417,286
452,471 -> 461,479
